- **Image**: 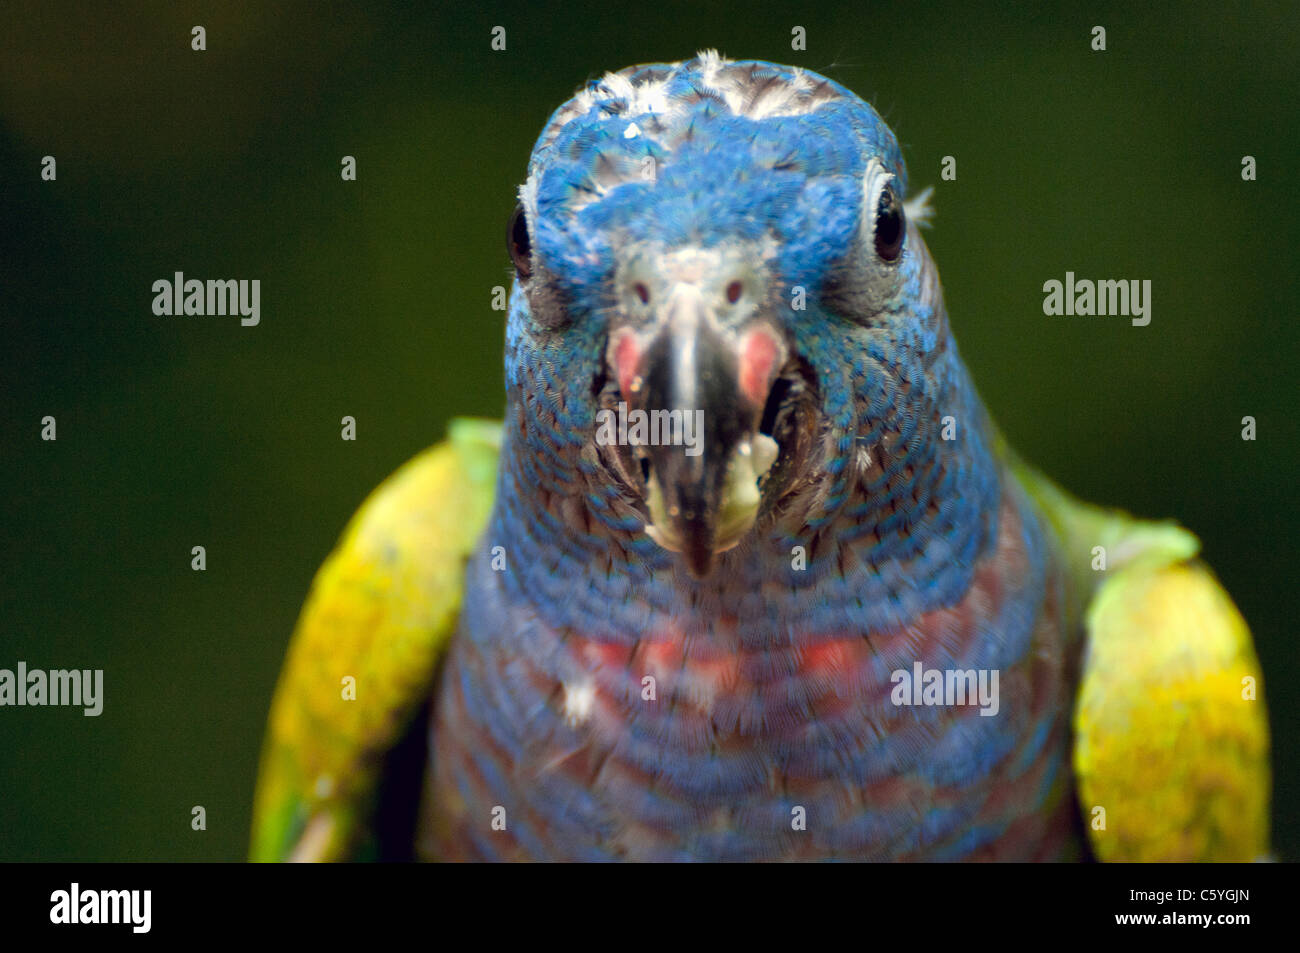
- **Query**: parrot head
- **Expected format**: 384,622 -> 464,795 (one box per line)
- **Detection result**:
504,52 -> 946,577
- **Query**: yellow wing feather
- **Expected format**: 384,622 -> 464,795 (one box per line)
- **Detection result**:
1008,450 -> 1270,861
1074,561 -> 1270,861
250,419 -> 500,861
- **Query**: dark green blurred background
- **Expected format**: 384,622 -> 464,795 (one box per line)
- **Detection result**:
1,1 -> 1296,861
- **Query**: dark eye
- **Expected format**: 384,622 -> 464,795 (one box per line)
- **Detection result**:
507,203 -> 532,279
873,186 -> 905,262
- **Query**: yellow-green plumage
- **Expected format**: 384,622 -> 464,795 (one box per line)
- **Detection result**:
250,419 -> 500,862
1075,561 -> 1269,861
1013,452 -> 1270,862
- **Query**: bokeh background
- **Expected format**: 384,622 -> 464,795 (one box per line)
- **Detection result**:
1,1 -> 1296,860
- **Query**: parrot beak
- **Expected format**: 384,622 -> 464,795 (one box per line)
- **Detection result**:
615,283 -> 784,576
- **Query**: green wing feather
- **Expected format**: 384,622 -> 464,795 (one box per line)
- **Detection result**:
250,419 -> 500,862
1011,453 -> 1270,861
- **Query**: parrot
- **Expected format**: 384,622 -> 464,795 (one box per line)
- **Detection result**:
250,52 -> 1269,862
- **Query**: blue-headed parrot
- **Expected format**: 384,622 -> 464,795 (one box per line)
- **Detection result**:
251,53 -> 1269,862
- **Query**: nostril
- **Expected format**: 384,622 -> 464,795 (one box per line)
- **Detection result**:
634,282 -> 651,305
725,280 -> 744,304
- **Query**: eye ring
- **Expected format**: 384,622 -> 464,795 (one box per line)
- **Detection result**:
873,185 -> 905,262
507,203 -> 532,279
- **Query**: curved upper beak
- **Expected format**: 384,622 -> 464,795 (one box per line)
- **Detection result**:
612,282 -> 783,576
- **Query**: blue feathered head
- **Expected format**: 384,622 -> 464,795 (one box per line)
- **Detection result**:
505,52 -> 948,576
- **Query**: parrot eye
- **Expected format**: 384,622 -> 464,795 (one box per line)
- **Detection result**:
507,203 -> 533,279
822,158 -> 907,321
873,185 -> 905,262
